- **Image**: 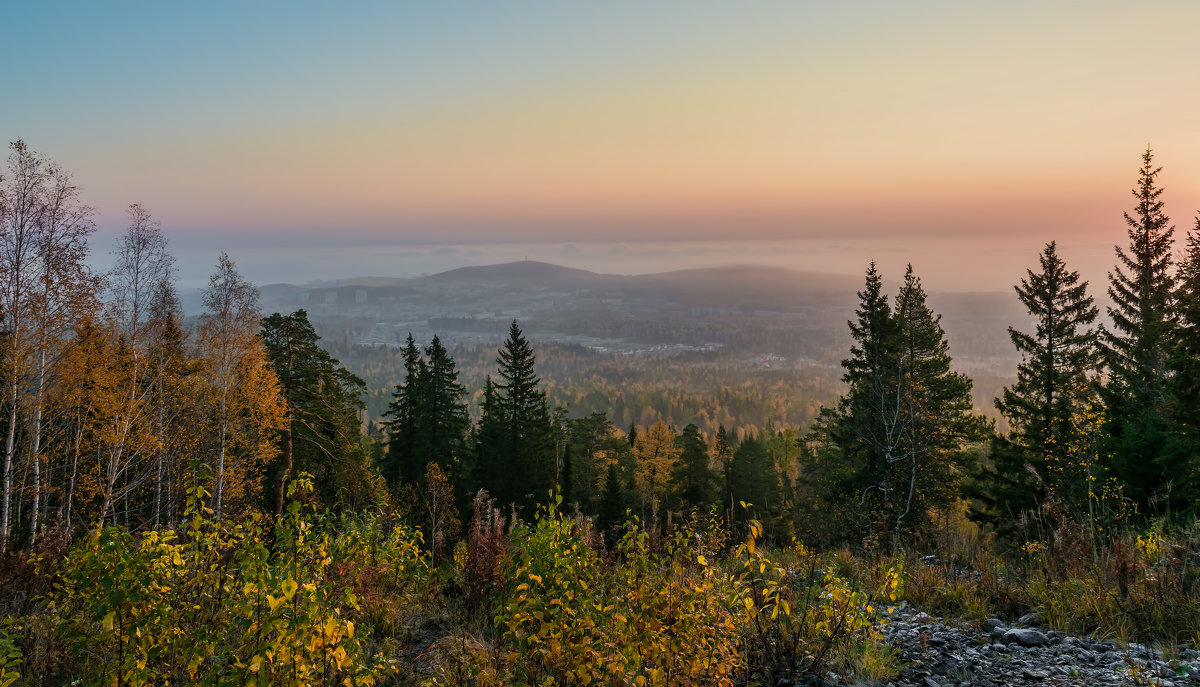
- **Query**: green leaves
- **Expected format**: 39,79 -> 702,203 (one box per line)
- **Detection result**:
50,498 -> 421,684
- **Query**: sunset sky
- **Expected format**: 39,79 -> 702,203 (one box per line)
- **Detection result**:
4,2 -> 1200,291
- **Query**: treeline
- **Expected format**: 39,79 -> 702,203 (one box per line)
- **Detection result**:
2,139 -> 1198,561
346,341 -> 840,436
375,147 -> 1200,555
0,141 -> 379,553
808,147 -> 1200,549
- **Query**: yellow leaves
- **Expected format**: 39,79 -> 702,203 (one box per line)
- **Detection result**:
100,610 -> 115,632
280,578 -> 298,599
696,554 -> 708,567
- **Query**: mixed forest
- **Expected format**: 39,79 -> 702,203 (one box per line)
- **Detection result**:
0,140 -> 1199,685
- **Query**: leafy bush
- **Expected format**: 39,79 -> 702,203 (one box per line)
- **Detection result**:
44,474 -> 422,685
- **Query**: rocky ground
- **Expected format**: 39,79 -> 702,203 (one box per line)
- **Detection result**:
865,605 -> 1200,686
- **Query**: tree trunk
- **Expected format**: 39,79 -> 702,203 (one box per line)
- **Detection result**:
1,380 -> 18,553
274,423 -> 292,519
215,392 -> 227,521
29,346 -> 47,547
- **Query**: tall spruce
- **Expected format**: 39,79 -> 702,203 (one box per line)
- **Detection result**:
891,265 -> 983,537
1102,147 -> 1179,512
1172,218 -> 1200,420
989,242 -> 1099,520
414,335 -> 469,479
828,263 -> 985,546
837,261 -> 901,522
1162,218 -> 1200,514
382,334 -> 425,489
475,321 -> 554,512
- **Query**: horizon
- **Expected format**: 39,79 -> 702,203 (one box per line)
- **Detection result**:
8,2 -> 1200,297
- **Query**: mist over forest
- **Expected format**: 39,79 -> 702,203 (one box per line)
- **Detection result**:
259,259 -> 1030,433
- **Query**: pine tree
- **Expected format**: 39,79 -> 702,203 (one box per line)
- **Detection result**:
1102,147 -> 1179,511
261,309 -> 372,515
988,242 -> 1099,521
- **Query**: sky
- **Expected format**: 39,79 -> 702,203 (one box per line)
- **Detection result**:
4,1 -> 1200,292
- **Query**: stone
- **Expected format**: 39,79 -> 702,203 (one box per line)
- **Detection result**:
1003,628 -> 1052,647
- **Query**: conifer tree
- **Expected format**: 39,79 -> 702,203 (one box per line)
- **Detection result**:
726,435 -> 781,529
1102,147 -> 1179,511
891,265 -> 984,535
475,321 -> 554,513
633,420 -> 679,518
566,412 -> 624,512
670,423 -> 718,513
1161,217 -> 1200,514
414,335 -> 469,480
382,334 -> 425,489
836,261 -> 901,522
261,310 -> 371,515
597,462 -> 627,533
1172,217 -> 1200,420
821,263 -> 985,546
987,242 -> 1099,522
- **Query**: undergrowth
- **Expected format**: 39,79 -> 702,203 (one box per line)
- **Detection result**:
2,488 -> 1199,685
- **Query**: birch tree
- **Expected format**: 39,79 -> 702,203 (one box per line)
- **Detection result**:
197,252 -> 263,520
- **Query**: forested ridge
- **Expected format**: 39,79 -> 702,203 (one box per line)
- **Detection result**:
1,141 -> 1199,685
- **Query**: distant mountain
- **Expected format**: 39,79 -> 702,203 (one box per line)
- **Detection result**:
260,261 -> 865,310
422,260 -> 619,289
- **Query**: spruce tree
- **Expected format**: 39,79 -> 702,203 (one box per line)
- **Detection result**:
475,321 -> 554,513
989,242 -> 1098,521
566,412 -> 624,512
670,423 -> 718,513
891,265 -> 983,537
837,261 -> 901,521
598,462 -> 627,533
1162,218 -> 1200,515
415,334 -> 469,476
826,263 -> 985,546
382,334 -> 425,489
1102,147 -> 1179,511
726,435 -> 781,531
1172,218 -> 1200,420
